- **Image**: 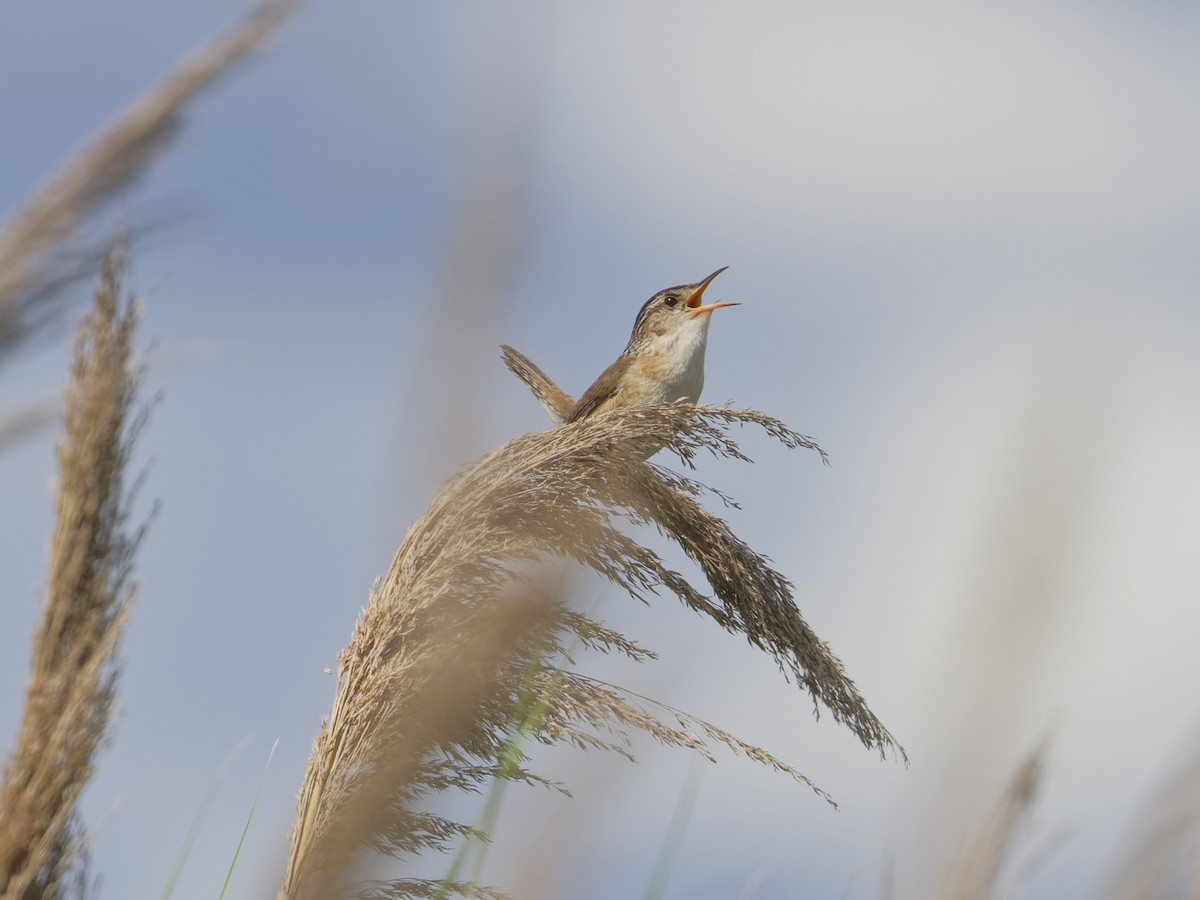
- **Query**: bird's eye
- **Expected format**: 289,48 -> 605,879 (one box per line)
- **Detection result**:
663,295 -> 678,307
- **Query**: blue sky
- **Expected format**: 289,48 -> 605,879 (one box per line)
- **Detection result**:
2,2 -> 1199,898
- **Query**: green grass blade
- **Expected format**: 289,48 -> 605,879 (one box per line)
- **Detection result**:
158,736 -> 250,900
436,656 -> 567,898
219,737 -> 279,900
436,594 -> 600,898
643,760 -> 704,900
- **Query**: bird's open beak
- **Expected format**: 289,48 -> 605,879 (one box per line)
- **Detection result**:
686,266 -> 739,315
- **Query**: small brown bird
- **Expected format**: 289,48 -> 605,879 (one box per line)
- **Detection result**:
502,267 -> 738,425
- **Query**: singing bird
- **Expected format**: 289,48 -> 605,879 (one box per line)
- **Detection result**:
502,267 -> 738,425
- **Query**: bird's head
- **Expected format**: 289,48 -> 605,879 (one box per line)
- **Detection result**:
626,267 -> 739,350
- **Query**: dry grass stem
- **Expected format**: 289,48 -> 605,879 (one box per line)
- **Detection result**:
0,245 -> 146,899
282,401 -> 899,898
936,748 -> 1044,900
0,0 -> 297,361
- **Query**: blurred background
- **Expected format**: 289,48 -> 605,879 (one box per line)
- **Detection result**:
2,1 -> 1199,897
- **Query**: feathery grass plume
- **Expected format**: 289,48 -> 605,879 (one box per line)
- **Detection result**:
935,748 -> 1044,900
0,244 -> 147,899
0,0 -> 297,363
281,401 -> 900,899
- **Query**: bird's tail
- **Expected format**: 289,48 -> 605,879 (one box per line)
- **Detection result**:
500,344 -> 575,425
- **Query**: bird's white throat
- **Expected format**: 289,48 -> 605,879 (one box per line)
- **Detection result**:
641,313 -> 712,404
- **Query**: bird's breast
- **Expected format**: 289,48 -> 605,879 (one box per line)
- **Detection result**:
633,319 -> 711,405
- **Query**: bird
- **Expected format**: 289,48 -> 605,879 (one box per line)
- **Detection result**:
501,267 -> 738,425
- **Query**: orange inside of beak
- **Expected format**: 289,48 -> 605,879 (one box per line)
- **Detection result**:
686,267 -> 738,314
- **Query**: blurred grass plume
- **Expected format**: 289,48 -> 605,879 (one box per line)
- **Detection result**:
0,244 -> 147,900
0,0 -> 298,365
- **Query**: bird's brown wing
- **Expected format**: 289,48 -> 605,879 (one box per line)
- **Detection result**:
500,345 -> 575,425
566,355 -> 630,423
